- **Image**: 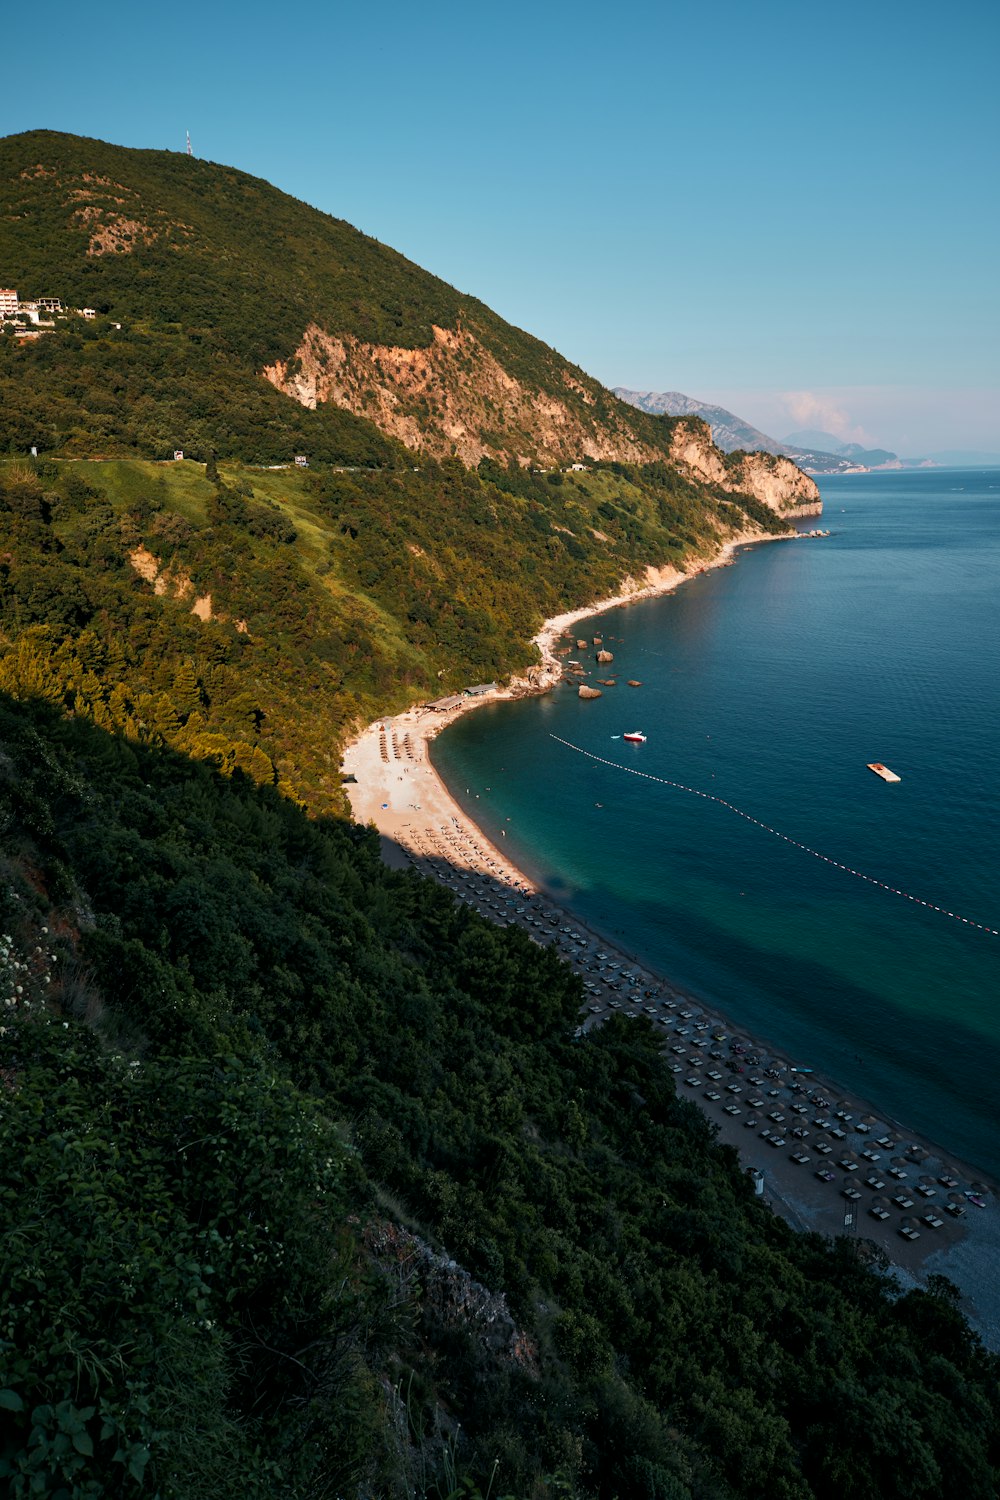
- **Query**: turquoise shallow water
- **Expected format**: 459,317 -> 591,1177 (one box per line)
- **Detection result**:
432,471 -> 1000,1177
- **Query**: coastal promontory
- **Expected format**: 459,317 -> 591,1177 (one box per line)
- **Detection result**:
3,131 -> 996,1500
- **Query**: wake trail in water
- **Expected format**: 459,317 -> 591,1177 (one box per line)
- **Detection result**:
549,735 -> 998,937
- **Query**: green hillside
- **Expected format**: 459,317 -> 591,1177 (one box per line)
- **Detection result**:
0,129 -> 684,467
1,131 -> 988,1500
2,695 -> 998,1500
0,453 -> 779,810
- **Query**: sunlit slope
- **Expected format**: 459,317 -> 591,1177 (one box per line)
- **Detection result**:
0,452 -> 783,809
1,129 -> 687,466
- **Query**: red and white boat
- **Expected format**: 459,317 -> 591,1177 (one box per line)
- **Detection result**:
622,731 -> 646,743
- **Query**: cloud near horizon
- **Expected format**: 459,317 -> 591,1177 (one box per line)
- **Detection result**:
781,391 -> 872,446
701,386 -> 999,457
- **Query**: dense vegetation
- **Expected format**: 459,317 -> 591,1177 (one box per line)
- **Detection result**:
2,126 -> 993,1500
0,317 -> 403,467
1,694 -> 998,1500
0,455 -> 770,810
0,130 -> 683,466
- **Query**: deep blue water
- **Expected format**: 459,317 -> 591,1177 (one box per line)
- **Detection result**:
433,471 -> 1000,1177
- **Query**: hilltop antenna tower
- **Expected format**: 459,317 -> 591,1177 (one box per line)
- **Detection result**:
186,130 -> 192,157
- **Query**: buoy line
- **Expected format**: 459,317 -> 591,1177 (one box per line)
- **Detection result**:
549,735 -> 999,937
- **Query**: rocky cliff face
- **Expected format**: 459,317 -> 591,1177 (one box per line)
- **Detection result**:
667,420 -> 821,514
264,327 -> 820,517
262,322 -> 665,469
615,387 -> 789,455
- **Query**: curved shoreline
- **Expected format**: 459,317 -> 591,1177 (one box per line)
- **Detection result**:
341,526 -> 1000,1346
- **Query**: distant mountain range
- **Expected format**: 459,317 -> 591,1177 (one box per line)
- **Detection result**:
614,391 -> 999,472
612,391 -> 888,473
783,429 -> 899,468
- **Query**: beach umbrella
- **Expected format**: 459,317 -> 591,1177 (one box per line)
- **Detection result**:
947,1191 -> 966,1206
891,1156 -> 911,1168
918,1174 -> 936,1188
906,1144 -> 929,1160
970,1181 -> 991,1197
860,1114 -> 878,1128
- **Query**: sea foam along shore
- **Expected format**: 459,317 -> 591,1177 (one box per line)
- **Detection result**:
340,524 -> 1000,1346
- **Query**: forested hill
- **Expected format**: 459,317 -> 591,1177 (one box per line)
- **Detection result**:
0,451 -> 788,814
0,128 -> 680,469
2,131 -> 985,1500
2,693 -> 998,1499
0,129 -> 816,815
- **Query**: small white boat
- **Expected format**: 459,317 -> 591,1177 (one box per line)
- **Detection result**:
623,731 -> 646,744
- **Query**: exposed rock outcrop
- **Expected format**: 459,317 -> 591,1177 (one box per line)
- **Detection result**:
364,1220 -> 538,1374
263,322 -> 665,470
263,326 -> 818,516
667,420 -> 820,515
128,547 -> 222,625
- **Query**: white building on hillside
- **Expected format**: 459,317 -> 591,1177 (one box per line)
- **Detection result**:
0,289 -> 19,317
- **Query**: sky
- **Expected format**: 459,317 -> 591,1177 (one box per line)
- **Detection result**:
5,0 -> 999,455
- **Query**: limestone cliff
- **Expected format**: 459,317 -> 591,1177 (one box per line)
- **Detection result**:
264,328 -> 819,516
667,420 -> 821,515
262,321 -> 664,470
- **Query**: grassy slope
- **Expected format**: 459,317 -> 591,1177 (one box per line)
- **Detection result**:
0,454 -> 773,811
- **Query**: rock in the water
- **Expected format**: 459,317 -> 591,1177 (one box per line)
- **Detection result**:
578,685 -> 603,699
597,649 -> 614,663
627,679 -> 642,687
576,639 -> 588,650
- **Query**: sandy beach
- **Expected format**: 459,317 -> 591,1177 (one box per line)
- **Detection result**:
341,529 -> 1000,1348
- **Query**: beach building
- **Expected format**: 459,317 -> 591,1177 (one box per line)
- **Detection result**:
428,694 -> 466,712
0,289 -> 18,317
465,682 -> 498,697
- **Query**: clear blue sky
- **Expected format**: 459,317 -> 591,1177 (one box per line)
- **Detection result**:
5,0 -> 998,454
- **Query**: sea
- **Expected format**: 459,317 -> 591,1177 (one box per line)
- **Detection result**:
432,470 -> 1000,1180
